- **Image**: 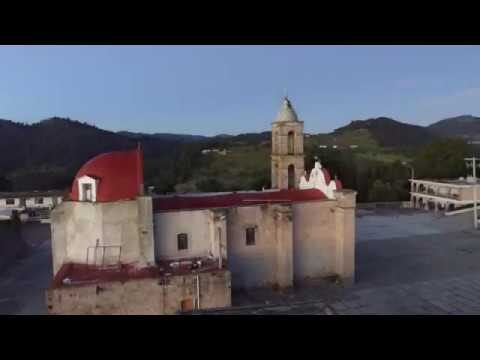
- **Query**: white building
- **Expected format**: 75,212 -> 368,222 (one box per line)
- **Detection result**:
410,178 -> 480,212
0,191 -> 64,222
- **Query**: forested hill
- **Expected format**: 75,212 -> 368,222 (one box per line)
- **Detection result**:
427,115 -> 480,140
333,117 -> 436,149
0,117 -> 183,191
0,115 -> 478,201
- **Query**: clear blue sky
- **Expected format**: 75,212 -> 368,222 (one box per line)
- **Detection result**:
1,45 -> 480,136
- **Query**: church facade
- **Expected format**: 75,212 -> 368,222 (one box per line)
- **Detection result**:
46,97 -> 357,314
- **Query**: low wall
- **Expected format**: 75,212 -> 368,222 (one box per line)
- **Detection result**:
46,270 -> 231,315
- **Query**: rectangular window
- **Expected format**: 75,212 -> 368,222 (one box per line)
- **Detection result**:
177,233 -> 188,251
246,227 -> 256,246
35,197 -> 44,205
6,198 -> 15,205
82,183 -> 92,201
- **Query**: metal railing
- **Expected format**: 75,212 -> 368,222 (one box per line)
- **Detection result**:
86,240 -> 122,268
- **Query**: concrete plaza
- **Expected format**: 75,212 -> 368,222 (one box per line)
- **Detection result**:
2,208 -> 480,315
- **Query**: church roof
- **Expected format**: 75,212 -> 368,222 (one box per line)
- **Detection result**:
69,148 -> 144,202
153,188 -> 327,212
274,97 -> 300,123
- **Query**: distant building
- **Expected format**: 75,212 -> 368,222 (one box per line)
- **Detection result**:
201,148 -> 227,155
0,190 -> 65,222
410,177 -> 480,212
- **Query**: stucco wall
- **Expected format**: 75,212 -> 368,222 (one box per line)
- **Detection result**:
459,186 -> 480,201
153,209 -> 227,261
292,200 -> 338,280
226,203 -> 293,290
46,270 -> 231,315
155,210 -> 210,260
50,197 -> 155,275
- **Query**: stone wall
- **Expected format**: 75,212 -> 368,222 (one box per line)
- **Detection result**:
271,120 -> 305,190
46,270 -> 231,315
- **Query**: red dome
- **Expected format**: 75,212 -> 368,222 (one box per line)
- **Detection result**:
70,148 -> 144,202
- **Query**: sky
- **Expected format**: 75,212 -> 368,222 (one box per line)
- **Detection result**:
1,45 -> 480,136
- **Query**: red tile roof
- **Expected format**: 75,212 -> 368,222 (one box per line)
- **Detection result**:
153,188 -> 327,212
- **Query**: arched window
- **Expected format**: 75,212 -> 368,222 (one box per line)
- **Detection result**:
288,164 -> 295,189
288,131 -> 294,155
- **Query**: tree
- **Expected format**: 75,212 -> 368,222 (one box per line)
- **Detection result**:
0,176 -> 12,191
368,179 -> 396,202
197,178 -> 224,192
413,138 -> 471,179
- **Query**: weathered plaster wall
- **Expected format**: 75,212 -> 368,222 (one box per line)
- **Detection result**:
153,209 -> 227,261
293,191 -> 356,283
334,191 -> 356,282
46,270 -> 231,315
292,200 -> 338,280
50,197 -> 155,275
226,203 -> 293,290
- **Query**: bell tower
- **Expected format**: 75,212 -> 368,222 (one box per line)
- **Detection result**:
271,97 -> 305,190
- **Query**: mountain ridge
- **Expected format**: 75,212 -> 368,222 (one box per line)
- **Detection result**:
0,114 -> 478,192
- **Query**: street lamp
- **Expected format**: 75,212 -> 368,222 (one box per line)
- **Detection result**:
464,157 -> 479,229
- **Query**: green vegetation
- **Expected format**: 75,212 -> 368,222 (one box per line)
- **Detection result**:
412,138 -> 471,179
1,115 -> 477,204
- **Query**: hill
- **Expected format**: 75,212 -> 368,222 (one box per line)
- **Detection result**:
118,131 -> 209,143
427,115 -> 480,141
0,114 -> 477,201
0,118 -> 188,192
333,117 -> 436,149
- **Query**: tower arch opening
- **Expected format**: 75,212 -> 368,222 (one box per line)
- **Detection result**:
288,164 -> 295,189
288,131 -> 294,155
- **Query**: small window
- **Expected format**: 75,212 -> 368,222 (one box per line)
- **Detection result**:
6,198 -> 15,205
177,233 -> 188,250
35,197 -> 44,205
82,183 -> 93,202
246,227 -> 256,246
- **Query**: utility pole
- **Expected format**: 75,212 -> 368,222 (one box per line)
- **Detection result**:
465,157 -> 479,229
402,161 -> 415,201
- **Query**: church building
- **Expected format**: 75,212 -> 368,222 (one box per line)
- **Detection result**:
46,97 -> 357,315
